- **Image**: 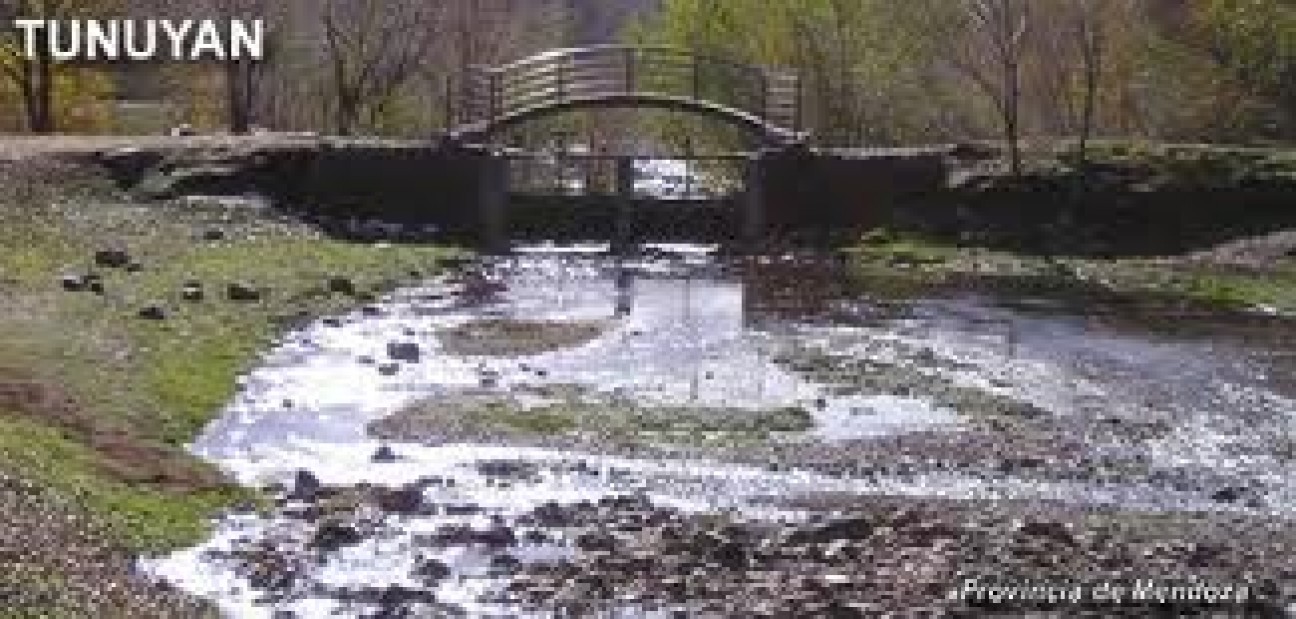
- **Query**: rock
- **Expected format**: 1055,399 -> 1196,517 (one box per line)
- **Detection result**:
1210,486 -> 1248,504
1017,520 -> 1076,546
327,276 -> 357,296
94,248 -> 132,268
310,522 -> 364,552
288,470 -> 322,502
476,460 -> 539,479
378,363 -> 400,377
575,531 -> 618,552
60,274 -> 88,292
169,123 -> 197,137
361,305 -> 385,317
322,317 -> 344,328
374,486 -> 425,515
137,304 -> 168,321
201,229 -> 226,242
371,445 -> 401,463
412,558 -> 451,583
475,526 -> 517,549
712,540 -> 749,570
181,282 -> 204,302
88,279 -> 105,294
125,262 -> 144,273
227,282 -> 263,302
787,517 -> 874,545
387,342 -> 421,364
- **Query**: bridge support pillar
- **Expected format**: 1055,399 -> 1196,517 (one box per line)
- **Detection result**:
612,156 -> 635,254
742,156 -> 766,247
478,152 -> 508,252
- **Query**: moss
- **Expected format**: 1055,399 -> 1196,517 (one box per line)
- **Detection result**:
439,319 -> 610,357
372,394 -> 815,448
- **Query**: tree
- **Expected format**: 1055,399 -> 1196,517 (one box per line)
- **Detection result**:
319,0 -> 443,135
0,0 -> 104,133
949,0 -> 1032,175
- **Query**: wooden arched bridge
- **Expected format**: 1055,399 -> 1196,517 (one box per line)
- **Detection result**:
450,44 -> 805,146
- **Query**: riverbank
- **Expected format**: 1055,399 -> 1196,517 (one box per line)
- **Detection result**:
0,155 -> 461,615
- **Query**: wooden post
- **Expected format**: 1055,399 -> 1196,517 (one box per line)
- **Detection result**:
691,56 -> 701,101
488,69 -> 502,123
624,47 -> 636,94
793,73 -> 803,133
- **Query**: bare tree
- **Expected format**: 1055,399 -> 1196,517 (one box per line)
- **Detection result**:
950,0 -> 1032,176
0,0 -> 92,133
1070,0 -> 1110,165
320,0 -> 442,135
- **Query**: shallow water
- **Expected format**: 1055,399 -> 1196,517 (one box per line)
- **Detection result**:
146,243 -> 1296,617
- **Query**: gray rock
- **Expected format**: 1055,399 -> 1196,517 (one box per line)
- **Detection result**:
227,282 -> 263,302
387,342 -> 421,364
137,304 -> 168,320
181,282 -> 204,302
310,522 -> 364,552
327,276 -> 357,296
371,445 -> 401,463
94,248 -> 132,268
412,558 -> 451,583
60,274 -> 87,292
289,470 -> 322,502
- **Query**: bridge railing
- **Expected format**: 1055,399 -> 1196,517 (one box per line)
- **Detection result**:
459,44 -> 800,136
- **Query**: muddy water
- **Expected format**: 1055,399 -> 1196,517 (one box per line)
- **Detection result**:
145,244 -> 1296,617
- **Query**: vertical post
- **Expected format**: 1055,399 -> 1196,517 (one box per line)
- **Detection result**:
691,56 -> 701,101
624,47 -> 636,94
488,69 -> 502,123
556,59 -> 566,101
742,152 -> 766,247
758,69 -> 769,122
793,73 -> 803,133
613,156 -> 635,254
479,151 -> 508,253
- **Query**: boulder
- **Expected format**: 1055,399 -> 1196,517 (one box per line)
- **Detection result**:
288,470 -> 322,502
386,342 -> 421,364
412,558 -> 451,583
94,248 -> 132,268
371,445 -> 401,463
137,304 -> 168,321
327,276 -> 357,296
60,274 -> 88,292
227,282 -> 263,302
310,522 -> 364,552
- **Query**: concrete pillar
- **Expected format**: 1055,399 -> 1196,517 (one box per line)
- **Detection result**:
742,154 -> 767,247
478,152 -> 508,253
612,156 -> 635,254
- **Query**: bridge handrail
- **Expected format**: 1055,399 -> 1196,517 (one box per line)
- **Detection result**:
455,44 -> 804,144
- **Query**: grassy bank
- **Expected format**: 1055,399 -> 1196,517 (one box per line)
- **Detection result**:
849,228 -> 1296,315
0,158 -> 462,615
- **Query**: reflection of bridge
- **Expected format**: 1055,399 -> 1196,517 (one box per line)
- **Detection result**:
449,45 -> 804,146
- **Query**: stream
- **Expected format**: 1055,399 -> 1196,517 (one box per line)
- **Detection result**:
145,243 -> 1296,617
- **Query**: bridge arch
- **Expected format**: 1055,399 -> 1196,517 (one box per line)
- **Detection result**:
449,44 -> 805,146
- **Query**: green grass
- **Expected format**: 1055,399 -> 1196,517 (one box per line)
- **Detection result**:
0,415 -> 244,552
847,228 -> 1296,314
0,164 -> 465,558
